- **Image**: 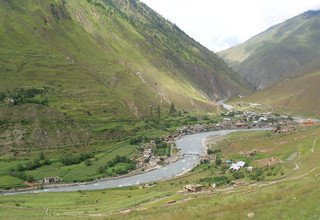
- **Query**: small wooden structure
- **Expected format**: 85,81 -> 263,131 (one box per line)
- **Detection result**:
303,120 -> 315,127
184,184 -> 202,193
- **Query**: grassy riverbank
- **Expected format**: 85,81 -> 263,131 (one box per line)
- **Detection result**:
0,112 -> 222,189
1,126 -> 319,219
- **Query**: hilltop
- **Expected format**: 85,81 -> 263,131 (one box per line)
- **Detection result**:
219,10 -> 320,89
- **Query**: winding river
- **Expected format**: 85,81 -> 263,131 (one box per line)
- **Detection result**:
2,128 -> 270,195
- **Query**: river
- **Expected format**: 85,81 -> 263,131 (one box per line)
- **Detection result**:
1,128 -> 271,195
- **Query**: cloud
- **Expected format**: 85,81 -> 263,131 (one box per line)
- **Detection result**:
140,0 -> 320,51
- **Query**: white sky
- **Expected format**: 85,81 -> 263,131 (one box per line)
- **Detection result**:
140,0 -> 320,52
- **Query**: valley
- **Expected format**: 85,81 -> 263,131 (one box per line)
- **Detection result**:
1,105 -> 319,219
0,0 -> 320,219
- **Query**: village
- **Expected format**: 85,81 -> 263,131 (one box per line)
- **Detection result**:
132,109 -> 317,181
34,109 -> 317,189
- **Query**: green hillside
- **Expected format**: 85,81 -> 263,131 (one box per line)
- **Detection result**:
219,10 -> 320,89
0,0 -> 250,186
242,70 -> 320,115
0,0 -> 248,117
0,0 -> 249,149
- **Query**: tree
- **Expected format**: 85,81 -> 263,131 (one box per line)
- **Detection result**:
215,157 -> 222,166
17,164 -> 25,172
85,159 -> 92,166
157,105 -> 161,120
169,102 -> 176,116
39,151 -> 45,161
0,91 -> 6,102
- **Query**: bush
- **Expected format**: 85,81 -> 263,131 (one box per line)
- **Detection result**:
250,168 -> 265,181
212,176 -> 230,186
9,88 -> 48,106
129,136 -> 144,145
98,155 -> 136,176
97,166 -> 106,174
16,164 -> 24,172
207,148 -> 221,155
232,171 -> 245,179
153,142 -> 170,157
60,152 -> 94,166
188,116 -> 198,122
26,175 -> 36,182
85,159 -> 92,166
155,138 -> 161,144
215,157 -> 222,166
200,175 -> 230,187
0,91 -> 6,102
25,159 -> 41,170
42,158 -> 51,166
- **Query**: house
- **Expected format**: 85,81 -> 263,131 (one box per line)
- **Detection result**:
229,163 -> 241,172
184,184 -> 202,193
230,161 -> 246,172
44,177 -> 60,184
247,166 -> 254,172
237,161 -> 246,168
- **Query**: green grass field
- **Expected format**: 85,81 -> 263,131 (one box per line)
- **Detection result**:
0,113 -> 222,186
1,126 -> 319,219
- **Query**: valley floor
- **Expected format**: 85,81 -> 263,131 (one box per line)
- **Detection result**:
1,125 -> 320,219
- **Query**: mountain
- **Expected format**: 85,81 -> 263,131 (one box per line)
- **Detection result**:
0,0 -> 248,117
243,70 -> 320,115
219,10 -> 320,89
0,0 -> 249,150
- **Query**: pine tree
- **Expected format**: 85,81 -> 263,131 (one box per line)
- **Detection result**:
169,102 -> 176,116
157,105 -> 161,120
39,151 -> 45,161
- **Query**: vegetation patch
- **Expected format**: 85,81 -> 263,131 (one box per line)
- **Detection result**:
153,138 -> 171,157
0,175 -> 25,189
1,87 -> 49,106
60,152 -> 95,166
98,155 -> 136,177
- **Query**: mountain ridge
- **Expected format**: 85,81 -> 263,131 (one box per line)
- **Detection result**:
219,9 -> 320,89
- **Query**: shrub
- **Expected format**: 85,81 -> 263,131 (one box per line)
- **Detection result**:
9,88 -> 48,106
60,152 -> 94,166
129,136 -> 144,145
85,159 -> 92,166
16,164 -> 24,172
98,155 -> 136,176
207,148 -> 221,155
200,176 -> 231,187
97,166 -> 106,174
232,171 -> 245,179
0,91 -> 6,102
213,176 -> 230,186
250,168 -> 265,181
215,157 -> 222,166
188,116 -> 198,122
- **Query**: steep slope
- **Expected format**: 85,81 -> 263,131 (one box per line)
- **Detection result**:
0,0 -> 248,119
244,70 -> 320,115
0,0 -> 249,152
219,10 -> 320,89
